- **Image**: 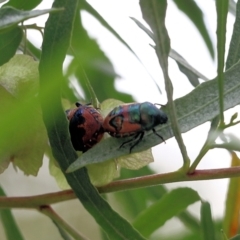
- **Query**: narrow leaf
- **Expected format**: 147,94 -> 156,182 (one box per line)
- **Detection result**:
80,0 -> 159,92
230,235 -> 240,240
81,0 -> 163,96
39,1 -> 145,239
25,39 -> 41,60
132,187 -> 200,237
229,0 -> 236,16
3,0 -> 43,10
140,0 -> 190,167
173,0 -> 214,59
0,7 -> 62,31
68,12 -> 134,103
169,49 -> 208,86
216,0 -> 228,124
177,211 -> 201,233
131,17 -> 208,85
130,17 -> 154,39
40,206 -> 88,240
67,59 -> 240,172
0,26 -> 23,66
0,186 -> 24,240
200,201 -> 216,240
223,152 -> 240,238
226,0 -> 240,70
112,167 -> 168,217
80,1 -> 139,61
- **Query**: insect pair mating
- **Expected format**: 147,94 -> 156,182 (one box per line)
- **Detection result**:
67,102 -> 168,153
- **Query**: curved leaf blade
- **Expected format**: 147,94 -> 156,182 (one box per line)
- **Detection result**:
0,7 -> 62,31
67,12 -> 134,103
0,26 -> 23,66
223,152 -> 240,238
200,201 -> 216,240
79,1 -> 137,60
39,0 -> 145,239
3,0 -> 43,10
226,0 -> 240,70
170,49 -> 209,86
132,187 -> 200,237
131,17 -> 208,86
80,1 -> 162,94
67,59 -> 240,172
0,186 -> 24,240
173,0 -> 214,59
229,0 -> 236,16
0,55 -> 47,176
230,235 -> 240,240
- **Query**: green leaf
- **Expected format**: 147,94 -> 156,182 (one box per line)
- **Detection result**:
230,235 -> 240,240
48,147 -> 70,190
67,59 -> 240,172
229,0 -> 236,16
0,55 -> 47,175
52,220 -> 72,240
131,16 -> 208,87
112,167 -> 168,218
223,153 -> 240,238
130,17 -> 154,39
173,0 -> 214,59
140,0 -> 170,64
131,17 -> 208,86
80,1 -> 160,94
216,0 -> 228,123
226,0 -> 240,70
177,211 -> 201,233
39,0 -> 145,239
169,49 -> 208,87
200,201 -> 216,240
0,26 -> 23,66
26,39 -> 41,60
140,0 -> 190,168
0,186 -> 25,240
80,0 -> 139,62
0,54 -> 38,96
3,0 -> 43,10
67,11 -> 133,103
132,187 -> 200,237
63,99 -> 154,186
0,6 -> 63,31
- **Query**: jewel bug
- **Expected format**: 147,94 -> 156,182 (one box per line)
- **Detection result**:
66,102 -> 104,152
102,102 -> 168,153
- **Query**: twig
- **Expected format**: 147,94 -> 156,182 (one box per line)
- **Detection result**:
39,205 -> 89,240
2,166 -> 240,208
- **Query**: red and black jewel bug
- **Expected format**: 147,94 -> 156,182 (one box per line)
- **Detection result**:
66,102 -> 104,152
102,102 -> 168,153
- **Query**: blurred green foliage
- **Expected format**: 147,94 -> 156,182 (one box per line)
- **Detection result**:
0,0 -> 240,240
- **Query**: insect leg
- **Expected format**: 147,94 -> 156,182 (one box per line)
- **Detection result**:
129,132 -> 144,153
152,128 -> 165,143
119,133 -> 141,149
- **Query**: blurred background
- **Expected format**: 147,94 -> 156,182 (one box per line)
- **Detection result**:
0,0 -> 239,239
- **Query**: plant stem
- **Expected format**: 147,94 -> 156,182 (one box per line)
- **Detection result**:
216,0 -> 228,126
2,166 -> 240,208
188,143 -> 211,174
0,190 -> 75,208
98,166 -> 240,193
39,205 -> 89,240
189,116 -> 240,173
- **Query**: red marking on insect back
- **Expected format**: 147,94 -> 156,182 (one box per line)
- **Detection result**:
67,103 -> 104,152
103,102 -> 168,152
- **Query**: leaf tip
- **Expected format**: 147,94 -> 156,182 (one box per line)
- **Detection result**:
65,164 -> 78,173
66,160 -> 86,173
